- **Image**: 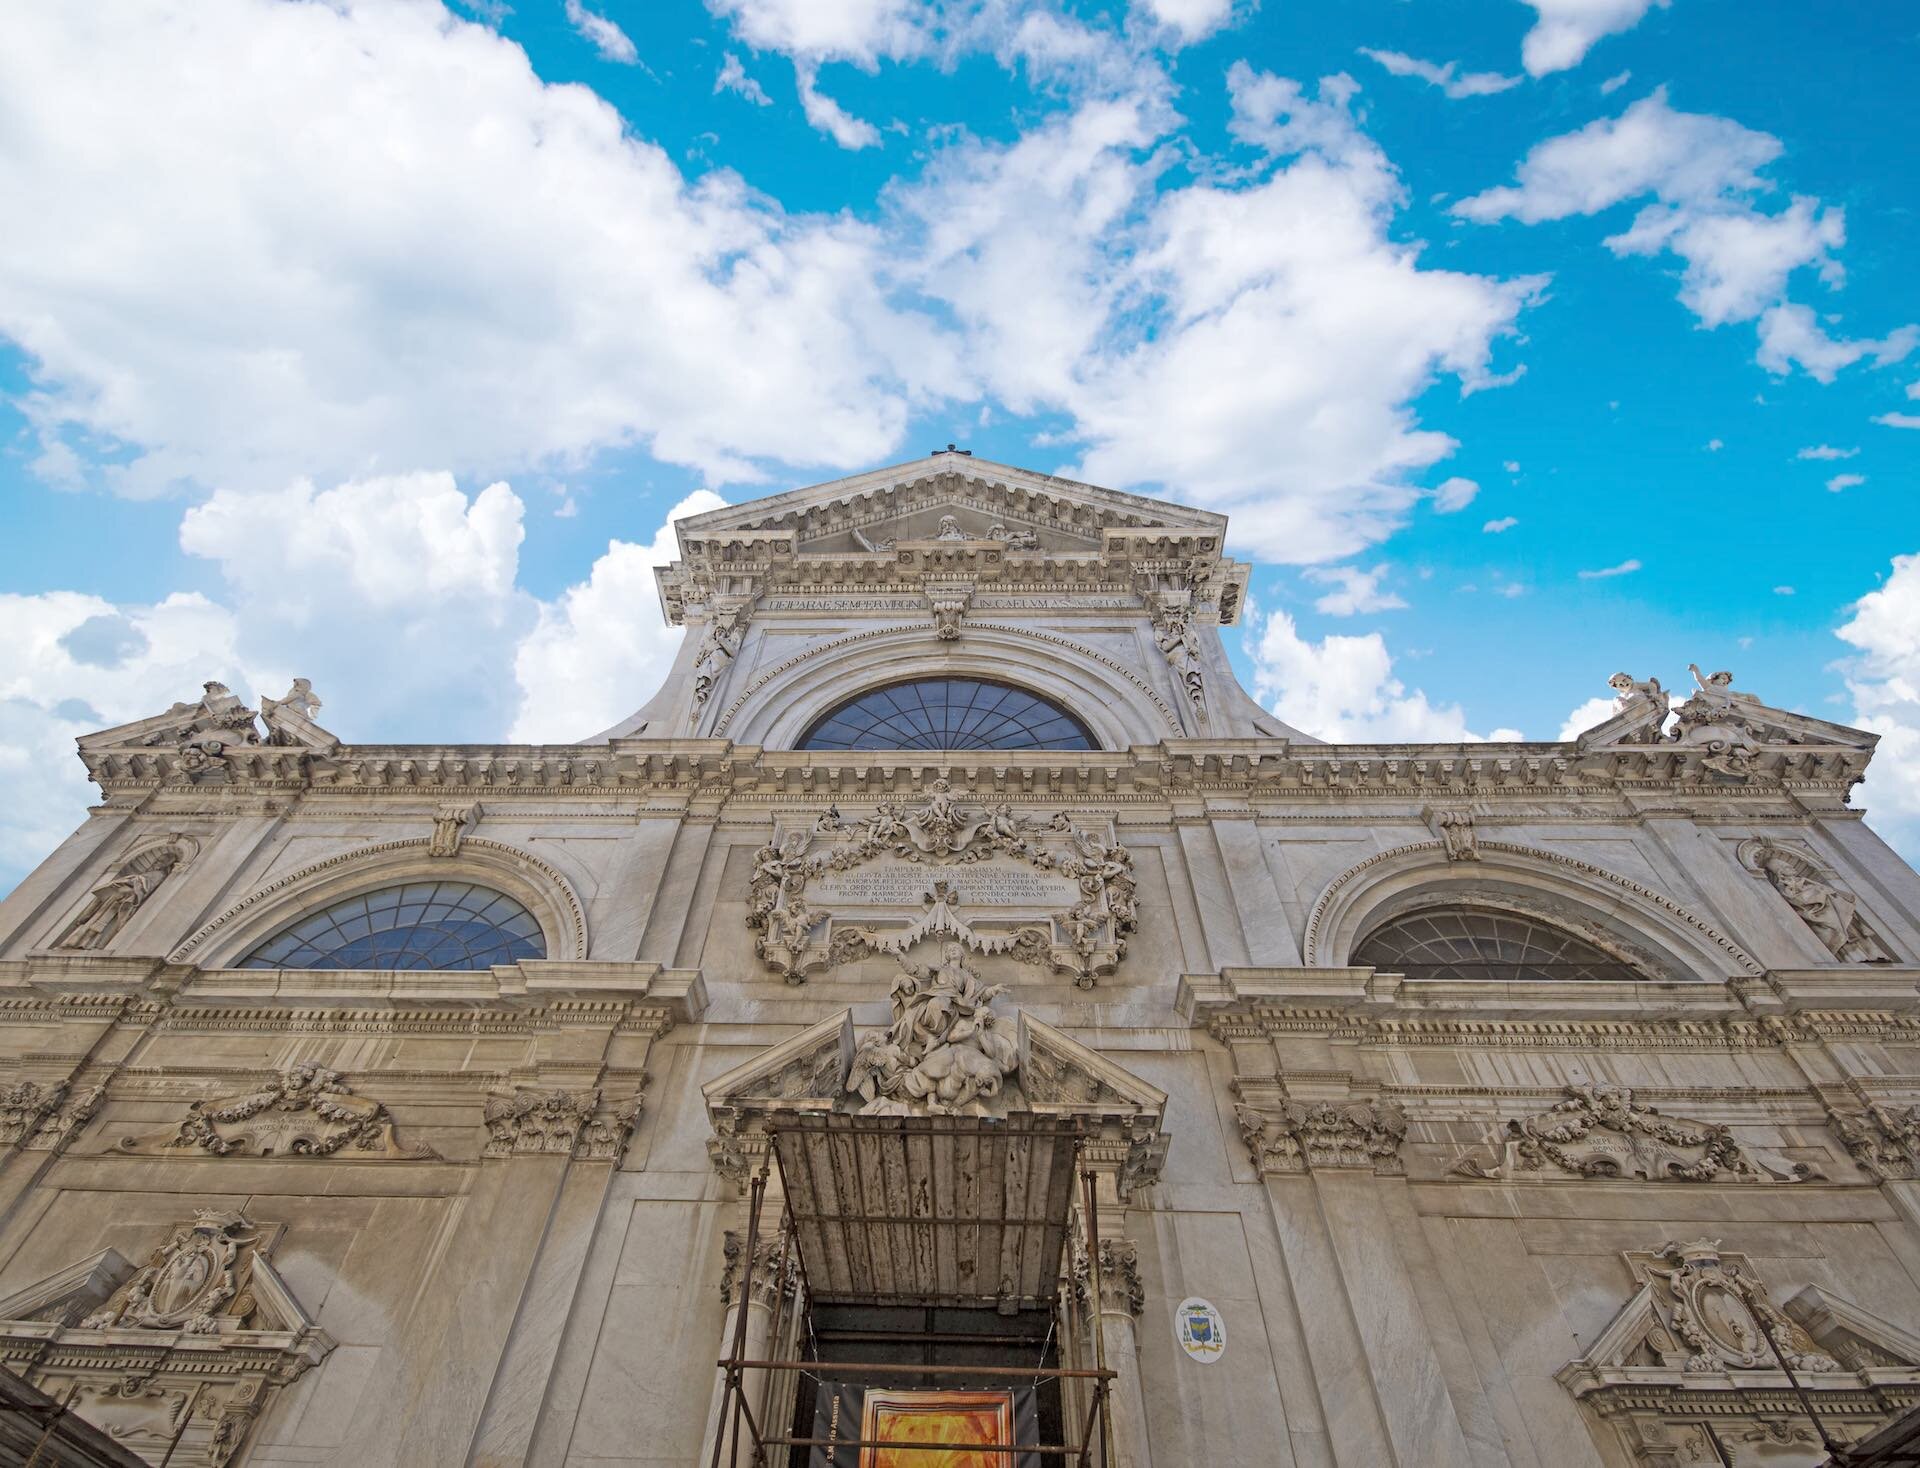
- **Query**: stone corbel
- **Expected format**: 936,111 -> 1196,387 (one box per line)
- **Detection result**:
923,578 -> 974,641
429,800 -> 482,857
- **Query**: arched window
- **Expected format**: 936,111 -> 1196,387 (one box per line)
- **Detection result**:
1352,906 -> 1642,983
797,678 -> 1098,751
240,881 -> 546,970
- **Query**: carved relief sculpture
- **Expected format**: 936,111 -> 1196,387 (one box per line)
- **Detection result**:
689,597 -> 753,711
1829,1103 -> 1920,1179
845,946 -> 1019,1116
1448,1083 -> 1820,1183
484,1086 -> 644,1162
1432,809 -> 1478,862
1149,596 -> 1207,723
85,1211 -> 258,1335
1740,838 -> 1895,963
54,835 -> 197,950
746,783 -> 1137,986
1235,1096 -> 1408,1175
1560,1238 -> 1919,1467
152,1062 -> 436,1160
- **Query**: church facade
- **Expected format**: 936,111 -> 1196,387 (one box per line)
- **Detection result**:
1,454 -> 1918,1467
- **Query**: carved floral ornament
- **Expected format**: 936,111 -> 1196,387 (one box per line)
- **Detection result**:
1233,1096 -> 1409,1175
0,1208 -> 332,1468
482,1085 -> 645,1162
1828,1102 -> 1920,1180
114,1062 -> 438,1161
1559,1239 -> 1920,1467
1448,1083 -> 1822,1184
746,782 -> 1138,987
0,1077 -> 103,1154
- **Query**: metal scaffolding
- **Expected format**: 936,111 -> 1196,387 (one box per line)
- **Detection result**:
708,1114 -> 1117,1468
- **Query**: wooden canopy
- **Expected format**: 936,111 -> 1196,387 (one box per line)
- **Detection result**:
771,1111 -> 1083,1311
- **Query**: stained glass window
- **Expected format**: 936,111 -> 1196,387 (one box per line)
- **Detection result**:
796,678 -> 1097,751
1352,907 -> 1642,983
240,881 -> 546,970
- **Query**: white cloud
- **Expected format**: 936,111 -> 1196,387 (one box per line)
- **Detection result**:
1838,555 -> 1920,859
1459,90 -> 1914,377
1483,516 -> 1518,533
1600,69 -> 1631,94
0,591 -> 257,891
1247,610 -> 1499,742
1875,412 -> 1920,430
1797,444 -> 1857,460
511,490 -> 727,740
1432,476 -> 1480,512
1517,0 -> 1667,77
795,62 -> 883,148
1558,693 -> 1619,741
1756,304 -> 1917,384
895,65 -> 1537,561
1136,0 -> 1236,45
1773,585 -> 1795,595
1578,558 -> 1641,578
1359,48 -> 1520,99
565,0 -> 638,63
180,472 -> 524,620
0,0 -> 958,494
176,471 -> 538,740
1826,473 -> 1866,493
716,53 -> 772,105
706,0 -> 926,67
1705,438 -> 1723,450
1494,582 -> 1528,598
1305,564 -> 1407,617
1502,460 -> 1521,473
1909,380 -> 1920,399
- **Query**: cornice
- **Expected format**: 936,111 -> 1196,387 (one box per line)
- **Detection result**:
77,736 -> 1876,804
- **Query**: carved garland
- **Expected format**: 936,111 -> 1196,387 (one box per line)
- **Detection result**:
170,837 -> 589,963
1301,839 -> 1763,976
711,623 -> 1184,737
747,786 -> 1138,987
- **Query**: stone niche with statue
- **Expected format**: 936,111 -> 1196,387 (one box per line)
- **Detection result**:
745,779 -> 1137,986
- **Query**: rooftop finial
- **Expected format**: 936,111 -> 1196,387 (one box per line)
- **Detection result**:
932,442 -> 972,456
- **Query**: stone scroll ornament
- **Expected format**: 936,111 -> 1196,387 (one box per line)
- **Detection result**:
1448,1082 -> 1822,1183
1739,837 -> 1895,963
845,945 -> 1019,1116
746,781 -> 1137,987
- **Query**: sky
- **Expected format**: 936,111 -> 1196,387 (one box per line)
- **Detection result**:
2,0 -> 1918,893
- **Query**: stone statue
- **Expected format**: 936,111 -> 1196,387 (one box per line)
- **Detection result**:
690,603 -> 749,707
55,841 -> 190,950
934,514 -> 969,541
1746,840 -> 1892,963
848,943 -> 1017,1115
1606,672 -> 1670,743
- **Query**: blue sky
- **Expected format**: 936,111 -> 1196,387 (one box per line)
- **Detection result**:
3,0 -> 1919,891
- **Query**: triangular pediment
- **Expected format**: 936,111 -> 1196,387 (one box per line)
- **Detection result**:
703,1008 -> 1164,1123
675,455 -> 1228,554
1562,1240 -> 1920,1385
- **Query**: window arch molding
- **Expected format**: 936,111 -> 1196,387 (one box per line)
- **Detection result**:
714,624 -> 1184,749
171,837 -> 589,969
1303,840 -> 1762,981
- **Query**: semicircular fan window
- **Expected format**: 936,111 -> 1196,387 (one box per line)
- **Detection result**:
1352,907 -> 1642,983
240,882 -> 546,970
797,678 -> 1098,751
